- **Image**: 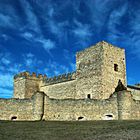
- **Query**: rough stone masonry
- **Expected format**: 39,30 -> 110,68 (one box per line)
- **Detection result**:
0,41 -> 140,121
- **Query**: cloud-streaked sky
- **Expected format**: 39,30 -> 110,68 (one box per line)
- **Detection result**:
0,0 -> 140,98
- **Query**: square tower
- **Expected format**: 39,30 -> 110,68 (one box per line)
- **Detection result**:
14,72 -> 43,99
76,41 -> 126,99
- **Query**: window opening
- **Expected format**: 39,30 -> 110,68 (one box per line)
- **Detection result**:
114,64 -> 118,71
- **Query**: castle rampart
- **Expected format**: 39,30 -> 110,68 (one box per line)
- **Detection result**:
43,93 -> 118,121
0,92 -> 45,121
42,72 -> 76,86
0,98 -> 33,120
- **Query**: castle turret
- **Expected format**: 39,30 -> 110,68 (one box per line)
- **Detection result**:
14,71 -> 46,99
76,41 -> 126,99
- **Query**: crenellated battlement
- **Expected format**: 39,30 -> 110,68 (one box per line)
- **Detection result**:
14,71 -> 47,80
43,72 -> 76,86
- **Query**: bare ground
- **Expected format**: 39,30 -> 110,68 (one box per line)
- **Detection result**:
0,120 -> 140,140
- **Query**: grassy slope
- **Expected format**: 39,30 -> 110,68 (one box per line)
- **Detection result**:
0,121 -> 140,140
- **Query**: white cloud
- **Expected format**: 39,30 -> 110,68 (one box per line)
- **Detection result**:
38,38 -> 55,51
21,31 -> 56,52
23,53 -> 42,69
48,20 -> 61,35
108,3 -> 128,34
22,32 -> 33,40
43,59 -> 70,77
84,0 -> 111,33
19,0 -> 41,33
73,20 -> 92,39
0,4 -> 21,29
72,19 -> 92,47
1,57 -> 10,65
73,26 -> 92,39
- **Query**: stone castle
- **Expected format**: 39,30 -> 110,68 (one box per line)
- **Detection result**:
0,41 -> 140,121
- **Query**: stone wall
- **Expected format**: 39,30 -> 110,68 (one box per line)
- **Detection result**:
0,98 -> 33,120
117,90 -> 140,120
0,90 -> 140,121
127,86 -> 140,100
131,99 -> 140,119
42,90 -> 140,121
40,80 -> 76,99
40,72 -> 76,99
43,94 -> 118,121
117,91 -> 132,120
0,92 -> 45,120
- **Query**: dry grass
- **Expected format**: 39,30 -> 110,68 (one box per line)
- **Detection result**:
0,120 -> 140,140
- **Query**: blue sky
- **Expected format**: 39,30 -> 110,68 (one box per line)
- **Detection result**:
0,0 -> 140,98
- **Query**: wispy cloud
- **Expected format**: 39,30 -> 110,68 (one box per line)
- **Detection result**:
0,13 -> 13,27
19,0 -> 41,33
72,19 -> 92,47
0,52 -> 11,65
128,9 -> 140,59
73,19 -> 92,38
0,1 -> 56,53
23,53 -> 42,69
21,31 -> 56,52
22,32 -> 33,40
43,59 -> 71,77
37,38 -> 55,51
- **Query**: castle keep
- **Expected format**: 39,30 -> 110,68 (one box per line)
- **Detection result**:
0,41 -> 140,121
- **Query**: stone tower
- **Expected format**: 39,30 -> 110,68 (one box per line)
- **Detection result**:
76,41 -> 126,99
14,72 -> 45,99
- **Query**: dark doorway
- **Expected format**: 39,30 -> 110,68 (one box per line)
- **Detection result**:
11,116 -> 17,120
87,94 -> 91,99
78,116 -> 84,120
